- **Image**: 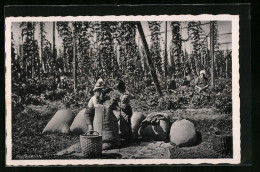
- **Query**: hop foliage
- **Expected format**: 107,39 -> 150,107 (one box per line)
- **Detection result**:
132,78 -> 232,114
170,21 -> 184,77
148,21 -> 163,76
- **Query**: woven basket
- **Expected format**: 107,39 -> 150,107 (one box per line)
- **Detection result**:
80,131 -> 102,158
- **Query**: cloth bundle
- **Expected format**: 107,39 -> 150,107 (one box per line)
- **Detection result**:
140,113 -> 167,129
139,113 -> 170,141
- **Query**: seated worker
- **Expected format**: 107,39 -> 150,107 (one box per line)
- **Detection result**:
84,78 -> 104,131
195,70 -> 209,93
183,75 -> 192,86
168,76 -> 177,93
57,76 -> 67,90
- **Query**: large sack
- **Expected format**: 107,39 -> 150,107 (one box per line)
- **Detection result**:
170,119 -> 197,147
114,110 -> 132,141
139,113 -> 170,141
42,109 -> 74,134
70,108 -> 88,134
93,105 -> 120,150
113,110 -> 120,121
119,112 -> 131,135
131,112 -> 145,140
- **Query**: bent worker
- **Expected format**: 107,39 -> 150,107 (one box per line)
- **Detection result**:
84,78 -> 104,131
195,70 -> 209,93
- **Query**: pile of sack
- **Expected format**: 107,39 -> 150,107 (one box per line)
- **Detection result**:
42,108 -> 199,148
135,113 -> 198,147
133,113 -> 199,147
42,106 -> 121,150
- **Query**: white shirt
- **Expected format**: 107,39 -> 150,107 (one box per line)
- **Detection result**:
88,95 -> 100,108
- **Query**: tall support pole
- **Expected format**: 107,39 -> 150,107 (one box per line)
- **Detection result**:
210,21 -> 215,89
225,44 -> 229,78
21,36 -> 25,78
73,42 -> 77,93
32,22 -> 35,78
25,22 -> 29,81
53,21 -> 56,87
40,22 -> 45,73
136,21 -> 162,97
164,21 -> 168,77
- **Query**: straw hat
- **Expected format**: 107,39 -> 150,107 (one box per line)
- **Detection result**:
93,78 -> 104,92
93,84 -> 103,92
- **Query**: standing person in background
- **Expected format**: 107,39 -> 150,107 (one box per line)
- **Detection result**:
114,80 -> 134,144
115,80 -> 135,99
84,78 -> 104,131
195,70 -> 209,93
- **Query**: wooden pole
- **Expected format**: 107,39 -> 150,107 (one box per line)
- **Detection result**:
39,23 -> 42,73
225,44 -> 229,78
73,42 -> 77,92
25,22 -> 29,81
210,21 -> 215,89
40,22 -> 45,73
32,22 -> 35,78
164,21 -> 168,77
53,21 -> 56,87
136,21 -> 162,97
63,45 -> 66,74
21,36 -> 25,78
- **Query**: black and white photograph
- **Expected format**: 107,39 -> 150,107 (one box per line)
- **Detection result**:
5,15 -> 240,165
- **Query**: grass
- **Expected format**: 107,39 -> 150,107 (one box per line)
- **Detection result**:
12,101 -> 81,159
11,101 -> 232,160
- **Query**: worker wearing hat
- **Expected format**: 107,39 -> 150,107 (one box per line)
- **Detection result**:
84,78 -> 104,131
195,70 -> 209,93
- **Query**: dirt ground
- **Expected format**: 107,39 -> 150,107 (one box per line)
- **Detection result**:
12,102 -> 232,160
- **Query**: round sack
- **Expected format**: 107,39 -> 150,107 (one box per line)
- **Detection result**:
139,116 -> 170,141
131,112 -> 145,140
70,108 -> 88,134
93,105 -> 120,150
42,109 -> 74,134
170,119 -> 197,147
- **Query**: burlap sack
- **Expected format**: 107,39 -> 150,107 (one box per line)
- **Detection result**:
93,105 -> 120,150
42,109 -> 74,134
139,114 -> 170,141
170,119 -> 197,147
70,108 -> 88,134
131,112 -> 145,140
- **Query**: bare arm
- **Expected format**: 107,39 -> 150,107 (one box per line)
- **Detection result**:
88,125 -> 93,131
92,96 -> 101,108
201,84 -> 209,90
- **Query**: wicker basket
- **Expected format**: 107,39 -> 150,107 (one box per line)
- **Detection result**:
212,134 -> 233,155
80,131 -> 102,158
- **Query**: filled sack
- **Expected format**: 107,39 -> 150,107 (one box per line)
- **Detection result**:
131,112 -> 145,140
170,119 -> 197,147
42,109 -> 74,134
114,110 -> 133,142
113,110 -> 120,121
139,113 -> 170,141
93,105 -> 120,150
70,108 -> 88,134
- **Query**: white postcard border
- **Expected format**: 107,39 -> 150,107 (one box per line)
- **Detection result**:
5,15 -> 240,166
